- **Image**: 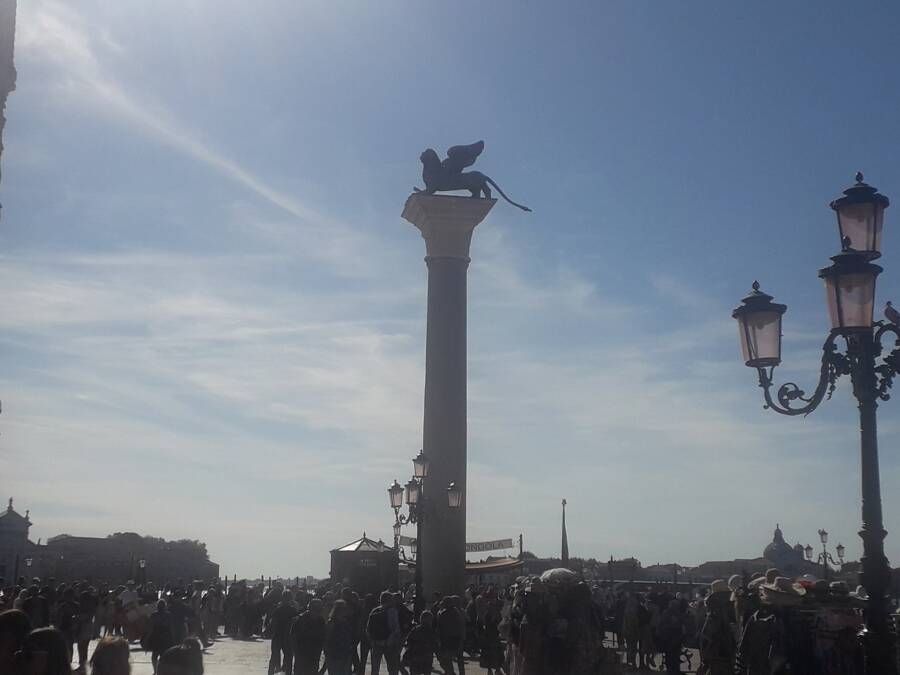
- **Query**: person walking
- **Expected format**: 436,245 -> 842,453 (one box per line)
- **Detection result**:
436,597 -> 466,675
657,599 -> 685,675
478,603 -> 504,675
269,590 -> 298,675
401,610 -> 437,675
145,599 -> 176,675
356,594 -> 376,675
366,592 -> 401,675
293,598 -> 327,675
325,600 -> 355,675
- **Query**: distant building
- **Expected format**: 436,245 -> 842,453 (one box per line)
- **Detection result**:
0,498 -> 218,584
0,498 -> 31,581
329,534 -> 397,595
464,557 -> 524,587
689,525 -> 822,583
39,533 -> 219,584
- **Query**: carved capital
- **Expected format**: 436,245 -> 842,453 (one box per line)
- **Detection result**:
402,194 -> 496,260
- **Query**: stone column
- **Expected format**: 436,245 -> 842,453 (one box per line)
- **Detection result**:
0,0 -> 18,219
402,193 -> 495,598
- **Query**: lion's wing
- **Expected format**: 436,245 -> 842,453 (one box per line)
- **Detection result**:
443,140 -> 485,174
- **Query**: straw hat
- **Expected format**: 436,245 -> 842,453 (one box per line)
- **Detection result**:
709,579 -> 730,595
850,585 -> 869,600
760,577 -> 806,606
829,581 -> 850,595
747,576 -> 767,590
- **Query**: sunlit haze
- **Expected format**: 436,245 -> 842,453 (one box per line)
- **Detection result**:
3,0 -> 900,578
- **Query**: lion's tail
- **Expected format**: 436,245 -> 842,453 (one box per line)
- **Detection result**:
485,177 -> 532,212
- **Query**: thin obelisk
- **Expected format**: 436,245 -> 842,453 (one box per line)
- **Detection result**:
402,193 -> 496,597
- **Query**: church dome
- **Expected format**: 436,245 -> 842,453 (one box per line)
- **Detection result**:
763,524 -> 797,563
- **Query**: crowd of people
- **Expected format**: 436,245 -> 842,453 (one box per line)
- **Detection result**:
0,567 -> 893,674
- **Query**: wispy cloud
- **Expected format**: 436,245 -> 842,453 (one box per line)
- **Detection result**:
5,1 -> 897,576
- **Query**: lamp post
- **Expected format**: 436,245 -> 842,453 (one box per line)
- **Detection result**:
388,451 -> 461,617
803,530 -> 845,580
138,559 -> 147,585
733,174 -> 897,675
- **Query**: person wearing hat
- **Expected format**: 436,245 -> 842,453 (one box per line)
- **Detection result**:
699,581 -> 735,675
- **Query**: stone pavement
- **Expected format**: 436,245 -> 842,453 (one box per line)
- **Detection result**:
94,637 -> 498,675
89,636 -> 688,674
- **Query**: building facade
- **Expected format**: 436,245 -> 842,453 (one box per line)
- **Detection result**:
0,499 -> 31,581
1,498 -> 219,584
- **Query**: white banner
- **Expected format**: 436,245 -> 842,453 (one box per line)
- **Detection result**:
397,536 -> 514,553
466,538 -> 514,553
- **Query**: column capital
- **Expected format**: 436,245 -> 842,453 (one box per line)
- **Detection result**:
402,193 -> 496,259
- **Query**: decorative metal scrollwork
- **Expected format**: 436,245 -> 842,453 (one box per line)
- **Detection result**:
875,322 -> 900,401
755,328 -> 897,416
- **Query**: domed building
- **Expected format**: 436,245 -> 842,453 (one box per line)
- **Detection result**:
762,524 -> 810,576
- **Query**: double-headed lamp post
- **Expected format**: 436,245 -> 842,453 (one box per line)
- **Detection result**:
803,530 -> 845,580
388,451 -> 462,617
733,173 -> 898,675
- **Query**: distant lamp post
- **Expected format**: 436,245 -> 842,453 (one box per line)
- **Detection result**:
804,529 -> 844,580
388,451 -> 460,616
24,557 -> 32,568
733,174 -> 897,675
138,558 -> 147,584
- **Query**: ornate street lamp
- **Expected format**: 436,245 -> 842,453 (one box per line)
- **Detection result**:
388,452 -> 460,617
405,478 -> 420,506
412,450 -> 430,479
819,251 -> 882,331
830,173 -> 889,258
733,282 -> 787,368
447,482 -> 463,509
805,530 -> 844,580
392,522 -> 401,551
388,480 -> 404,510
733,174 -> 898,674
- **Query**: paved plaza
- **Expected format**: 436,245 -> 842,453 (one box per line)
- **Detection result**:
85,636 -> 686,675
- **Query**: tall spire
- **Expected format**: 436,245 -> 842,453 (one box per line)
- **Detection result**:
561,499 -> 569,563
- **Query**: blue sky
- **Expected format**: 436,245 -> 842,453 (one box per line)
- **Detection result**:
3,0 -> 900,578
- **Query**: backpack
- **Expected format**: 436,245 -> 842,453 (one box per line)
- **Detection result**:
367,606 -> 391,642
